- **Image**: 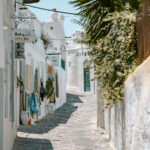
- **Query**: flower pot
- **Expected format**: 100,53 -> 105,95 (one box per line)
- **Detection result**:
21,111 -> 29,125
49,93 -> 55,103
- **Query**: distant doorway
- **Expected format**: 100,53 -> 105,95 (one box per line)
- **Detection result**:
84,68 -> 91,92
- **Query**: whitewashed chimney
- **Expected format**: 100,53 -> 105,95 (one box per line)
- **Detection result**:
50,8 -> 58,22
59,14 -> 64,28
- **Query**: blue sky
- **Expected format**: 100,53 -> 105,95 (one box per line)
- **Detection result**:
29,0 -> 81,37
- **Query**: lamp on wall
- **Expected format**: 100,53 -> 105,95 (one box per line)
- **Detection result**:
3,26 -> 9,30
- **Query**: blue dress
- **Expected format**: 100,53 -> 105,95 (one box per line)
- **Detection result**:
30,93 -> 39,115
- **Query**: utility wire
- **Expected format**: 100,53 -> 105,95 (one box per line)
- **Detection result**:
16,2 -> 79,16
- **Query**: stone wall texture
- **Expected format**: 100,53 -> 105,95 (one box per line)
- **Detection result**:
99,56 -> 150,150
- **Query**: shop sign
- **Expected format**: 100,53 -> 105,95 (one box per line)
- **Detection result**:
48,66 -> 53,74
15,29 -> 35,43
51,55 -> 59,67
15,43 -> 25,59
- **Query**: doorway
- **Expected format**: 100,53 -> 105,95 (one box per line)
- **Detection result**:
84,68 -> 91,92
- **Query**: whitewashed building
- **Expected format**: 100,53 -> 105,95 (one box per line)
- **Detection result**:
0,0 -> 18,150
0,1 -> 67,149
15,8 -> 67,126
42,9 -> 67,109
15,8 -> 47,125
66,30 -> 97,94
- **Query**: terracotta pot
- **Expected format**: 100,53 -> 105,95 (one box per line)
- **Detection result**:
50,93 -> 55,103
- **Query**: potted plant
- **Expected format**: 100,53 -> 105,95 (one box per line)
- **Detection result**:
46,78 -> 55,113
41,34 -> 53,50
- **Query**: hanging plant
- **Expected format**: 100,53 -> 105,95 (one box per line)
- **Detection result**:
41,34 -> 53,50
46,78 -> 54,99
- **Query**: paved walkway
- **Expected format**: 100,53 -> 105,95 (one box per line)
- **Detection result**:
12,92 -> 113,150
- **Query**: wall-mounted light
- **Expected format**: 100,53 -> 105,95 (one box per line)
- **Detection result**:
3,26 -> 9,30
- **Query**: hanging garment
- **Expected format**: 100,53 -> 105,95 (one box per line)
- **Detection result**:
30,93 -> 39,115
56,74 -> 59,98
40,86 -> 45,101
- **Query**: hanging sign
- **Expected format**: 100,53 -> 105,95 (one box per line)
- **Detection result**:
15,43 -> 25,59
48,66 -> 53,74
15,29 -> 35,43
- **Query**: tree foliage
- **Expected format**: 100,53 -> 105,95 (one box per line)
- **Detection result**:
70,0 -> 142,44
46,78 -> 54,98
89,11 -> 137,106
70,0 -> 141,106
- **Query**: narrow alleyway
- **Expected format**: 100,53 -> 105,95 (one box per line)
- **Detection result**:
12,91 -> 113,150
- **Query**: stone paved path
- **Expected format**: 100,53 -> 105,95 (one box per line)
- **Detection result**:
12,92 -> 113,150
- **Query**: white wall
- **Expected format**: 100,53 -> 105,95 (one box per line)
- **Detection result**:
128,57 -> 150,150
25,40 -> 47,120
15,8 -> 48,124
67,50 -> 78,89
66,35 -> 97,94
100,56 -> 150,150
0,1 -> 5,142
0,0 -> 5,68
15,8 -> 67,127
0,0 -> 18,150
0,4 -> 5,149
43,10 -> 66,109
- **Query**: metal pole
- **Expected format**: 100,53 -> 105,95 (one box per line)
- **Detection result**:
11,34 -> 15,123
10,0 -> 16,123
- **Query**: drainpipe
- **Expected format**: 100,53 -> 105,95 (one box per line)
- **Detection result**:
8,0 -> 16,123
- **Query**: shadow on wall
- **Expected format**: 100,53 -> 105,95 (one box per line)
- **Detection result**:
18,93 -> 83,135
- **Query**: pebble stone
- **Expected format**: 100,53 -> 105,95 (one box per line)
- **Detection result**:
12,91 -> 113,150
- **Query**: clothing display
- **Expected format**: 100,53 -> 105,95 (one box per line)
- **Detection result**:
40,86 -> 45,101
30,92 -> 39,115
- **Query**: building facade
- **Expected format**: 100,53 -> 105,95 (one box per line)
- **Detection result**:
66,30 -> 97,94
0,0 -> 17,150
15,8 -> 67,125
42,9 -> 67,108
0,1 -> 67,149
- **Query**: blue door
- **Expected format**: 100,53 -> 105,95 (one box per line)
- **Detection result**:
84,68 -> 91,92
